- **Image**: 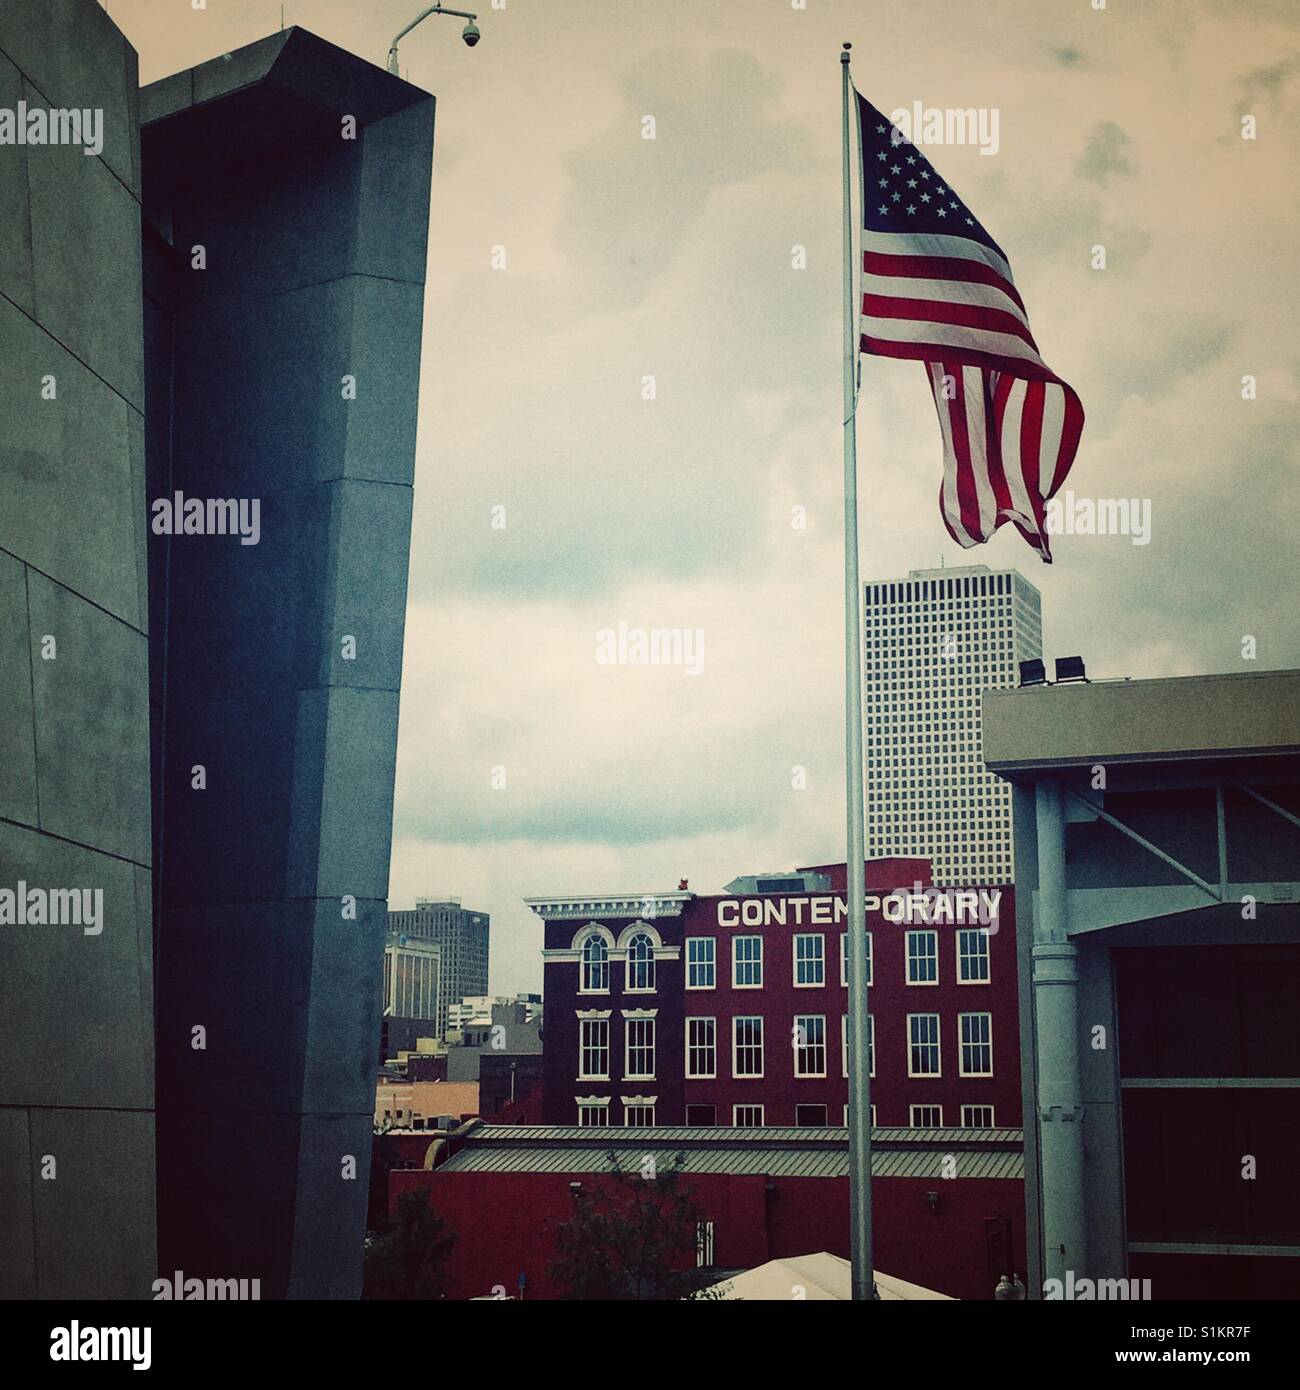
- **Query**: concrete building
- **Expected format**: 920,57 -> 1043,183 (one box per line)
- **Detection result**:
984,667 -> 1300,1300
448,992 -> 542,1031
866,566 -> 1042,885
531,859 -> 1021,1131
143,28 -> 435,1299
2,6 -> 436,1300
0,0 -> 156,1300
387,898 -> 490,1036
390,1122 -> 1026,1301
444,997 -> 543,1084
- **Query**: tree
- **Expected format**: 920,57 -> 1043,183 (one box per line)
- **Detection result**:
362,1189 -> 457,1299
550,1152 -> 724,1301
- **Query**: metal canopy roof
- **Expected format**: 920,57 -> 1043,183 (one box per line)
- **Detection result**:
433,1123 -> 1025,1180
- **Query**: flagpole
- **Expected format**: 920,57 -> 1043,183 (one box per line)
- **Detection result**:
841,39 -> 875,1303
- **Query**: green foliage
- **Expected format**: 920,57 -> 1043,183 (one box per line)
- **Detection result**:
550,1153 -> 722,1301
363,1189 -> 457,1300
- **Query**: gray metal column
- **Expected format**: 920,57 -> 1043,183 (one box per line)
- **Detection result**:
1032,777 -> 1086,1288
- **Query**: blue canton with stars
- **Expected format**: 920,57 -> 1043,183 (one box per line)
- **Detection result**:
857,92 -> 1008,265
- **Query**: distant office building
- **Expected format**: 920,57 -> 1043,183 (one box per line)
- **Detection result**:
985,667 -> 1300,1300
444,997 -> 543,1084
448,993 -> 542,1031
865,566 -> 1042,885
384,933 -> 441,1022
387,899 -> 490,1035
530,859 -> 1021,1131
381,933 -> 441,1061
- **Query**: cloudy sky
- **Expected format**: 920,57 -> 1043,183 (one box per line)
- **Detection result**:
117,0 -> 1300,995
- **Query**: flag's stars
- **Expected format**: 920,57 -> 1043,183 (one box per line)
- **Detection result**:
950,201 -> 959,210
878,177 -> 889,188
936,207 -> 947,218
906,155 -> 916,165
936,185 -> 946,196
920,169 -> 930,179
906,204 -> 917,215
878,204 -> 889,215
876,124 -> 886,134
920,192 -> 931,203
907,179 -> 917,188
965,217 -> 974,226
890,164 -> 901,174
877,151 -> 888,162
891,191 -> 901,201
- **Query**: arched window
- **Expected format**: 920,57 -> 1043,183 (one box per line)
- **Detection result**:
626,932 -> 656,992
581,935 -> 609,993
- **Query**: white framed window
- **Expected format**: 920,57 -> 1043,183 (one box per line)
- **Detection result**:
841,1013 -> 874,1077
686,1017 -> 716,1079
795,1104 -> 828,1128
959,1012 -> 993,1076
957,928 -> 991,983
906,930 -> 939,984
625,1017 -> 656,1080
961,1104 -> 995,1128
733,936 -> 763,988
696,1220 -> 715,1268
843,1104 -> 878,1126
793,934 -> 826,987
910,1104 -> 943,1128
580,933 -> 610,992
625,932 -> 656,992
839,932 -> 873,987
579,1018 -> 609,1079
907,1013 -> 941,1076
623,1101 -> 656,1126
733,1104 -> 765,1127
733,1016 -> 764,1077
686,936 -> 716,990
577,1098 -> 610,1126
793,1015 -> 827,1077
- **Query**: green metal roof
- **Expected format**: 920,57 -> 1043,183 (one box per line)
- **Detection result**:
434,1123 -> 1024,1180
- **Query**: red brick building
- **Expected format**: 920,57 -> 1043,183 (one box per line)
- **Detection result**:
389,1122 -> 1026,1301
529,860 -> 1019,1130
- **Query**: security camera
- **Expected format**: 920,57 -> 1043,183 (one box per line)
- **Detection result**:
462,20 -> 481,47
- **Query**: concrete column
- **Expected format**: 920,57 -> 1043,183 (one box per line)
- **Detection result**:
1032,778 -> 1086,1288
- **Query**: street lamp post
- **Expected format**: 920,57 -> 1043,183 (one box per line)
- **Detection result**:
387,4 -> 481,76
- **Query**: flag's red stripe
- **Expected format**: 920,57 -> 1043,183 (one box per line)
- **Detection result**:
1019,380 -> 1047,540
860,334 -> 1063,384
946,365 -> 984,543
1046,384 -> 1086,499
863,251 -> 1027,316
984,373 -> 1014,517
862,294 -> 1040,351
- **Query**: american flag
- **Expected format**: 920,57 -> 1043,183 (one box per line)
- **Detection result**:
856,91 -> 1084,562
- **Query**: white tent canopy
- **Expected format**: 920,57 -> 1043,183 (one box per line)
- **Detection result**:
706,1252 -> 954,1301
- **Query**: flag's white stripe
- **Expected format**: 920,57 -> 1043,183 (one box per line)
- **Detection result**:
862,273 -> 1031,333
929,363 -> 975,547
963,366 -> 998,539
1039,382 -> 1066,496
860,317 -> 1050,372
1000,379 -> 1040,530
861,228 -> 1015,285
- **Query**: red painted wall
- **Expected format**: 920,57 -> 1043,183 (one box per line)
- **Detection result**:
390,1167 -> 1025,1302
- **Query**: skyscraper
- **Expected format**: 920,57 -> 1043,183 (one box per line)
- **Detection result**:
386,899 -> 490,1036
864,565 -> 1042,885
